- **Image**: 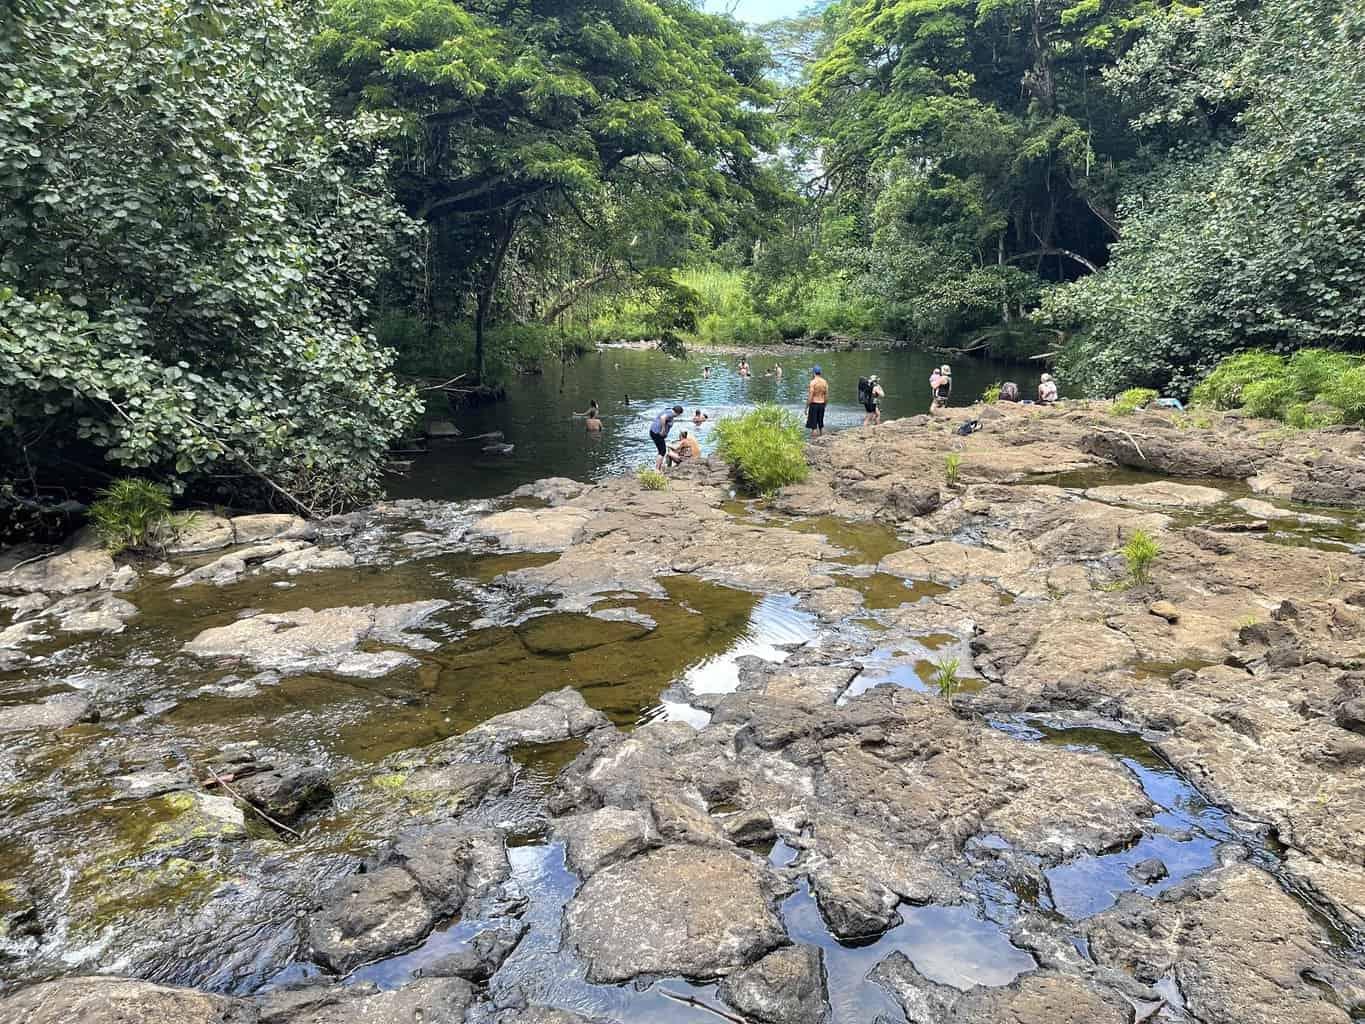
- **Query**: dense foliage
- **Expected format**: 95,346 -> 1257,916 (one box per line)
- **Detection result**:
1045,0 -> 1365,396
715,406 -> 810,495
1,0 -> 419,516
1191,350 -> 1365,427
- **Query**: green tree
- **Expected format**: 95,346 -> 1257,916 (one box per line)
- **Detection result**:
1043,0 -> 1365,396
1,0 -> 420,515
316,0 -> 779,380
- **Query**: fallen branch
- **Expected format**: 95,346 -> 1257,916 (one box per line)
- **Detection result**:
3,548 -> 59,573
1122,430 -> 1147,462
420,374 -> 468,392
202,761 -> 302,840
658,990 -> 749,1024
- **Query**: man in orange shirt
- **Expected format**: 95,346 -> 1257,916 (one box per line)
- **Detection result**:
806,365 -> 829,437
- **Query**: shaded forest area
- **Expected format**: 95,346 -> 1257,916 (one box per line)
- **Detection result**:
3,0 -> 1362,527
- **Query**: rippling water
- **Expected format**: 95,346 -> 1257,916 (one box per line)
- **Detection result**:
390,347 -> 1039,501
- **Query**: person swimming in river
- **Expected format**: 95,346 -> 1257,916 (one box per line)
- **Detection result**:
738,358 -> 750,378
702,365 -> 711,379
585,412 -> 603,432
649,404 -> 685,472
667,429 -> 701,467
692,409 -> 709,425
573,399 -> 599,419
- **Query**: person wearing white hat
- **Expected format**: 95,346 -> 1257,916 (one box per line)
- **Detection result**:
932,364 -> 952,409
1038,373 -> 1058,405
862,374 -> 885,426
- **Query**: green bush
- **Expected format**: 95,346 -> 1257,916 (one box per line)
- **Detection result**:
1191,349 -> 1365,426
1113,388 -> 1159,415
89,478 -> 177,554
637,468 -> 668,491
981,383 -> 1002,404
714,405 -> 809,495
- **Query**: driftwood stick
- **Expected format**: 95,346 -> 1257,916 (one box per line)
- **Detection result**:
4,549 -> 59,573
1121,429 -> 1147,462
203,762 -> 302,839
657,990 -> 749,1024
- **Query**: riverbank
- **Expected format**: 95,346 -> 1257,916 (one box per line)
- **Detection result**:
598,335 -> 903,357
2,402 -> 1364,1023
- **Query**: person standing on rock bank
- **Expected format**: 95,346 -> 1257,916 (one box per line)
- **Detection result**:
650,404 -> 685,472
806,365 -> 829,437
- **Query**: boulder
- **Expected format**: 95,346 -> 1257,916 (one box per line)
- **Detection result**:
565,845 -> 788,982
415,921 -> 527,982
461,687 -> 609,750
1149,601 -> 1181,624
885,482 -> 942,519
557,807 -> 661,878
233,768 -> 332,825
164,515 -> 235,554
0,529 -> 114,595
0,693 -> 96,733
511,478 -> 588,506
262,546 -> 356,574
256,977 -> 473,1024
308,867 -> 436,974
470,507 -> 595,552
231,514 -> 316,545
0,977 -> 256,1024
718,944 -> 828,1024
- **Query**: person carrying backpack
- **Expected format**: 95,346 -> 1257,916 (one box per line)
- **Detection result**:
861,374 -> 884,426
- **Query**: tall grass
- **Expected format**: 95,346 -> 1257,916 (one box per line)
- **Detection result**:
714,405 -> 809,495
1191,349 -> 1365,426
89,478 -> 177,554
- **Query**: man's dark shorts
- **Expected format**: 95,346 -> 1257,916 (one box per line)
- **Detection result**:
806,403 -> 826,431
650,430 -> 667,456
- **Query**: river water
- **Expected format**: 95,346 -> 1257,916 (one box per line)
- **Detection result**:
390,347 -> 1040,501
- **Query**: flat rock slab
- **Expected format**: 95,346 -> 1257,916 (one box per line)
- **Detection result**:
0,530 -> 114,595
556,807 -> 660,878
471,507 -> 595,552
182,600 -> 448,678
879,542 -> 1030,582
461,687 -> 608,750
1085,481 -> 1228,508
0,977 -> 256,1024
0,693 -> 96,734
565,845 -> 787,982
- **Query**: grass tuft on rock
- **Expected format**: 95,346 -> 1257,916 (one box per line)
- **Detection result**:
944,452 -> 962,487
88,477 -> 180,554
1122,529 -> 1161,585
714,405 -> 809,495
637,468 -> 669,491
1113,387 -> 1159,415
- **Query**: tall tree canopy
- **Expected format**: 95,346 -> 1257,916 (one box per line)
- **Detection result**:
315,0 -> 780,378
1,0 -> 419,515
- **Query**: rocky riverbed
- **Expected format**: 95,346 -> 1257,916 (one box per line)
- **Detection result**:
2,401 -> 1364,1024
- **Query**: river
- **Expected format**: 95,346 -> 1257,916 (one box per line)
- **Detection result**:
389,346 -> 1041,501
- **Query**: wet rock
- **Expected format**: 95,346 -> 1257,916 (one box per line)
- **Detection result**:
511,478 -> 588,506
718,944 -> 828,1024
496,1010 -> 612,1024
183,600 -> 448,678
0,529 -> 115,595
557,807 -> 660,877
0,977 -> 256,1024
1130,857 -> 1168,884
232,513 -> 316,545
1086,481 -> 1228,509
105,564 -> 138,591
565,845 -> 787,982
262,546 -> 356,574
462,687 -> 609,750
164,515 -> 236,554
517,613 -> 650,654
380,824 -> 510,918
234,768 -> 332,825
424,419 -> 461,438
1087,863 -> 1365,1024
872,955 -> 1129,1024
389,760 -> 513,815
113,769 -> 192,799
256,977 -> 474,1024
471,506 -> 595,552
886,482 -> 942,519
417,921 -> 527,982
0,693 -> 96,733
308,867 -> 435,973
0,592 -> 50,619
172,541 -> 311,588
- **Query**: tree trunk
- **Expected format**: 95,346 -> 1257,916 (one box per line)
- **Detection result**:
474,210 -> 520,384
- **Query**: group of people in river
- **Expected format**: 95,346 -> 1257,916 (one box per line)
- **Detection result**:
575,355 -> 1060,474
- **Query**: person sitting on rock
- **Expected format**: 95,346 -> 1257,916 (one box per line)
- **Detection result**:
999,382 -> 1020,403
667,430 -> 702,466
1038,373 -> 1058,405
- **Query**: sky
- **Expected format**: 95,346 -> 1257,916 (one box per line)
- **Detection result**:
703,0 -> 809,24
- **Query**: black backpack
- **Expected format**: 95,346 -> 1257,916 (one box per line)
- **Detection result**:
858,376 -> 871,403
